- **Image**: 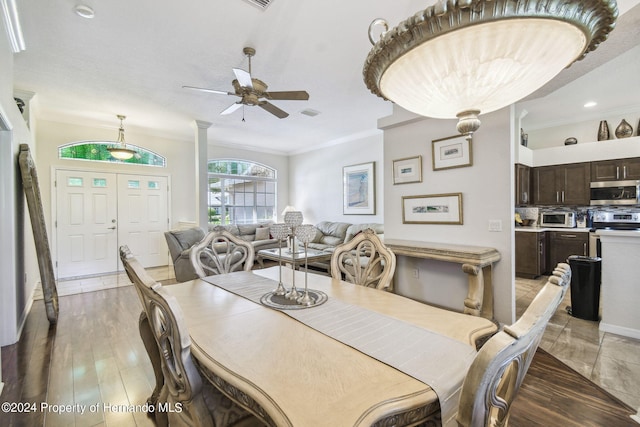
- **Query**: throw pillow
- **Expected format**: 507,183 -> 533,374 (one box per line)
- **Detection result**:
255,227 -> 270,241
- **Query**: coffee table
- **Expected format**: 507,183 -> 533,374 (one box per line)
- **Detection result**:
256,247 -> 332,273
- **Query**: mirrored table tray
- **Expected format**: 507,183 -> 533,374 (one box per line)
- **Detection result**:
260,289 -> 328,310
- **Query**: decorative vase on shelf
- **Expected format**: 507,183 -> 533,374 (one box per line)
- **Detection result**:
615,119 -> 633,139
597,120 -> 610,141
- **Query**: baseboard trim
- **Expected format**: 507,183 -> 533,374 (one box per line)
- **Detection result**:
599,322 -> 640,340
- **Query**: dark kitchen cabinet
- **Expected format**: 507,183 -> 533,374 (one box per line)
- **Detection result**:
515,231 -> 546,278
515,164 -> 531,205
533,162 -> 590,205
591,157 -> 640,181
548,231 -> 588,268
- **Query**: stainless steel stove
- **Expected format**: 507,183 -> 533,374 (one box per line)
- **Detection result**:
592,211 -> 640,231
590,210 -> 640,257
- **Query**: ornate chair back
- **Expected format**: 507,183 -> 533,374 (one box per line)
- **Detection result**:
120,246 -> 261,427
330,228 -> 396,291
190,227 -> 255,278
120,246 -> 204,404
456,263 -> 571,427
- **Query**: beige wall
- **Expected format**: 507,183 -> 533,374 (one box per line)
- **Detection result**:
34,119 -> 196,231
288,133 -> 384,225
382,107 -> 515,325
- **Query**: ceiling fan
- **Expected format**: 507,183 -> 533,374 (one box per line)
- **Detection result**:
183,47 -> 309,119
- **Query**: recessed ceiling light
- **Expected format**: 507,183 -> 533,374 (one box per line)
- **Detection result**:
584,101 -> 597,108
74,4 -> 95,19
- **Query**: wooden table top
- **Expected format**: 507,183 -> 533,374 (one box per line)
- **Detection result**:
167,267 -> 497,426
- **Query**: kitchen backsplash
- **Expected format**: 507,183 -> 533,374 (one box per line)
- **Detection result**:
516,205 -> 640,228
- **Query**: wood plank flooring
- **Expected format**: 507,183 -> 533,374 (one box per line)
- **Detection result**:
1,284 -> 638,426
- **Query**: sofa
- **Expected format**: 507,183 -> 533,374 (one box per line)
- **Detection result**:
214,223 -> 280,252
165,223 -> 280,282
305,221 -> 384,271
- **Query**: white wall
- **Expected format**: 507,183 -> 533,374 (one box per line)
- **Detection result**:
288,133 -> 384,225
382,108 -> 515,325
34,119 -> 195,231
0,27 -> 37,346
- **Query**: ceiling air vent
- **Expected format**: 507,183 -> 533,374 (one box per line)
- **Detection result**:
242,0 -> 273,10
300,109 -> 320,117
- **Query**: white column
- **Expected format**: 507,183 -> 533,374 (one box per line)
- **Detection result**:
193,121 -> 212,230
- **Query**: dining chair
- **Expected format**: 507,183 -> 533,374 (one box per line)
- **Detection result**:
330,228 -> 396,291
119,245 -> 263,427
190,226 -> 255,278
455,263 -> 571,427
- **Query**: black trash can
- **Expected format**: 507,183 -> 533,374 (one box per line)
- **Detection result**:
567,255 -> 602,321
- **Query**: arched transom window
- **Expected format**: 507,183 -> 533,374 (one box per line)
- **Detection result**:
58,141 -> 166,167
208,159 -> 277,225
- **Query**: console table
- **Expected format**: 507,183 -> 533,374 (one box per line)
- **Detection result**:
383,239 -> 501,320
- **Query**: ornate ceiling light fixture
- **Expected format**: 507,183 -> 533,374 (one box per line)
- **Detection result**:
107,115 -> 137,160
363,0 -> 618,136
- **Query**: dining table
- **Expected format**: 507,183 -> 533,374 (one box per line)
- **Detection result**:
165,266 -> 498,427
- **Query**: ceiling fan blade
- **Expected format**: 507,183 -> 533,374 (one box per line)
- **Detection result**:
182,85 -> 234,96
265,91 -> 310,101
220,103 -> 243,115
259,101 -> 289,119
232,68 -> 253,89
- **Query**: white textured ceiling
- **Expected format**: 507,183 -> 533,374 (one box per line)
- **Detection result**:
10,0 -> 640,154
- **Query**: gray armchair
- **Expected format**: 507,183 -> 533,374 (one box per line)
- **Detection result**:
164,227 -> 206,282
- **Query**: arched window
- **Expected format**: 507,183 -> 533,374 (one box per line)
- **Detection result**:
58,141 -> 166,167
208,159 -> 277,225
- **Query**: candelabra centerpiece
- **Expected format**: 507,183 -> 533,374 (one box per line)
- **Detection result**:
295,224 -> 317,306
283,210 -> 304,254
269,223 -> 290,296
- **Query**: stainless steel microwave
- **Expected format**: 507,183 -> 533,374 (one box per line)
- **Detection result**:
590,180 -> 640,206
540,211 -> 576,228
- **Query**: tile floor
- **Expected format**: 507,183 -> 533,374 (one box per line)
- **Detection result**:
36,267 -> 640,412
516,275 -> 640,412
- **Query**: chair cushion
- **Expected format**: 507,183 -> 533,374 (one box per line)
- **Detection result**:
171,227 -> 205,250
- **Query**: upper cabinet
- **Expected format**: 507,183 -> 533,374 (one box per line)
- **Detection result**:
591,158 -> 640,181
515,164 -> 531,205
533,162 -> 590,206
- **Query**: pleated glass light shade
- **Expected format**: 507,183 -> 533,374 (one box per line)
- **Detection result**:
379,19 -> 586,121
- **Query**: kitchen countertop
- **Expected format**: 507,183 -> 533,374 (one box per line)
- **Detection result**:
515,226 -> 592,233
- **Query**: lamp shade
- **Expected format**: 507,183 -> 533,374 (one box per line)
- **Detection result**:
363,0 -> 618,134
107,147 -> 136,160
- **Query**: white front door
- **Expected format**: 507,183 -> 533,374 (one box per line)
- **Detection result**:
56,170 -> 118,278
117,174 -> 169,268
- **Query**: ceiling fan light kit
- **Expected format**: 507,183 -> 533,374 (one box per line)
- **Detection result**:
184,46 -> 309,119
363,0 -> 618,135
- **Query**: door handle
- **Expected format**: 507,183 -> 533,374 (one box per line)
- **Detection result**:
108,226 -> 116,230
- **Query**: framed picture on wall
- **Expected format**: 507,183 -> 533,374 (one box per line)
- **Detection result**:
343,162 -> 375,215
432,134 -> 473,171
392,155 -> 422,184
402,193 -> 463,224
